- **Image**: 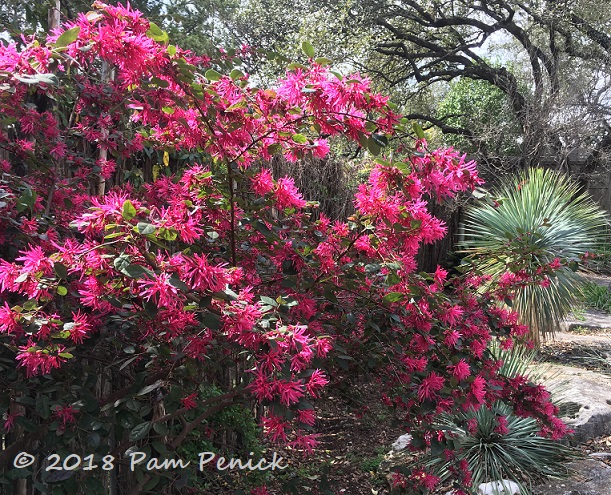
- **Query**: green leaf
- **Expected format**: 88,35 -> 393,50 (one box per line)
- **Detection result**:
167,45 -> 177,56
143,476 -> 160,491
54,263 -> 68,279
366,137 -> 382,156
394,162 -> 410,174
36,395 -> 51,419
119,355 -> 139,371
55,26 -> 81,49
287,62 -> 308,71
157,227 -> 178,241
383,292 -> 404,303
37,74 -> 60,86
122,200 -> 137,221
260,296 -> 278,307
229,69 -> 244,80
137,380 -> 163,396
371,133 -> 388,147
201,312 -> 221,330
144,300 -> 158,317
225,100 -> 247,112
281,259 -> 298,275
17,187 -> 37,212
56,286 -> 68,296
205,69 -> 222,81
153,422 -> 169,435
314,57 -> 332,66
104,231 -> 126,240
168,275 -> 188,291
146,22 -> 168,43
472,187 -> 488,199
63,322 -> 75,332
17,417 -> 39,432
23,299 -> 38,311
121,264 -> 154,279
301,41 -> 315,58
136,222 -> 156,235
152,441 -> 169,456
291,134 -> 308,144
129,422 -> 152,441
253,220 -> 274,239
114,254 -> 131,273
88,432 -> 101,448
14,74 -> 56,86
413,122 -> 425,139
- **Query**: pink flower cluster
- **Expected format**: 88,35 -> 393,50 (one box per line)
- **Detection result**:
0,4 -> 572,491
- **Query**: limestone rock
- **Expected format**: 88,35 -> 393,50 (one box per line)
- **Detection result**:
534,458 -> 611,495
539,364 -> 611,443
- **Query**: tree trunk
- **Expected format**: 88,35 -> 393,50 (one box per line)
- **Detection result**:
47,0 -> 61,31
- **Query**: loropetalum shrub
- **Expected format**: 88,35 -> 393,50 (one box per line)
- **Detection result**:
0,4 -> 572,494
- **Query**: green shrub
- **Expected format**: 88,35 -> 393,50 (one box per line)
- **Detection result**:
581,281 -> 611,312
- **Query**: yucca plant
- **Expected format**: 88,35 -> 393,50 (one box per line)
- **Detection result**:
490,339 -> 578,418
462,168 -> 609,344
421,341 -> 580,494
426,401 -> 579,495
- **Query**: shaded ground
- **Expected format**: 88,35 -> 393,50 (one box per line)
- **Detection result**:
198,381 -> 407,495
271,382 -> 407,495
540,335 -> 611,374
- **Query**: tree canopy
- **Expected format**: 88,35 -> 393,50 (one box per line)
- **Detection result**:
160,0 -> 611,176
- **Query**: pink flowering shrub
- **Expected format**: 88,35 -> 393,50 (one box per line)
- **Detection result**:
0,4 -> 570,494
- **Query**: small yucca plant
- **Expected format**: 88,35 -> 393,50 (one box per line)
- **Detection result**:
462,168 -> 609,344
418,341 -> 580,494
427,401 -> 579,494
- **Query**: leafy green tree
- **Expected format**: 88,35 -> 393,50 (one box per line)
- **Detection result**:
161,0 -> 241,55
367,0 -> 611,169
221,0 -> 611,173
436,77 -> 522,175
0,0 -> 164,35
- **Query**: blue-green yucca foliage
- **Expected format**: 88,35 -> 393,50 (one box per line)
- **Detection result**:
425,341 -> 580,494
462,168 -> 609,344
427,402 -> 578,494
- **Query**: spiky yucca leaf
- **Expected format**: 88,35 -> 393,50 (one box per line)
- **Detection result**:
463,168 -> 609,343
427,402 -> 579,494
